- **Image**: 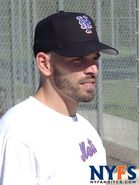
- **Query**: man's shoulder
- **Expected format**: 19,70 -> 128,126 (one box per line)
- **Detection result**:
0,96 -> 43,141
1,97 -> 33,120
0,97 -> 39,133
77,112 -> 94,126
77,112 -> 102,139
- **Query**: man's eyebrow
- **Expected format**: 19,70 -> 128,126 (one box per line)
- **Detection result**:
67,57 -> 81,61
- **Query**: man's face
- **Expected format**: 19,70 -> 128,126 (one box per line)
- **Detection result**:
49,52 -> 100,103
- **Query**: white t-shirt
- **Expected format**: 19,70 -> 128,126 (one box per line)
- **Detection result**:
0,97 -> 107,185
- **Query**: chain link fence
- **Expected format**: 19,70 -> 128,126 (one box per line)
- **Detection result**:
0,0 -> 138,167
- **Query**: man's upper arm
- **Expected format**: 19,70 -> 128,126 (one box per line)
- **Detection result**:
0,137 -> 38,185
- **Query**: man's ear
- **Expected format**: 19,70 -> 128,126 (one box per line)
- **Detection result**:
36,52 -> 51,76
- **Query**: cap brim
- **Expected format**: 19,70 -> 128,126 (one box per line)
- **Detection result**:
54,40 -> 118,57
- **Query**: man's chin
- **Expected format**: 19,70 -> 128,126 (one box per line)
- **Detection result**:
78,94 -> 95,103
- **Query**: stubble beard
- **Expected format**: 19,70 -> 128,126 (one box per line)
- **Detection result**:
51,66 -> 95,103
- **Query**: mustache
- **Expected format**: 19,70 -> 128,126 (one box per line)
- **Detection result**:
79,75 -> 97,84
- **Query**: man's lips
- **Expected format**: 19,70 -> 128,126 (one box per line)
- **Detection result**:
80,80 -> 96,84
80,79 -> 96,90
80,77 -> 96,84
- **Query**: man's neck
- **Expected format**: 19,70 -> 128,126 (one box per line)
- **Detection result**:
34,86 -> 78,116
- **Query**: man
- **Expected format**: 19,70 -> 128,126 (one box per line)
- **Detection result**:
0,11 -> 118,185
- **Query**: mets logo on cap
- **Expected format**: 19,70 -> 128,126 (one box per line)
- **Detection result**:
76,15 -> 92,34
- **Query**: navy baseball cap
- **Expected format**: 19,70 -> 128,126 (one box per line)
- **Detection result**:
33,11 -> 118,57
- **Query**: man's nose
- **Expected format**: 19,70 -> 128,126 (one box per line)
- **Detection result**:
84,64 -> 98,76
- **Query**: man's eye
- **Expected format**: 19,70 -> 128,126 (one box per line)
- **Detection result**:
73,59 -> 82,64
72,59 -> 84,66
